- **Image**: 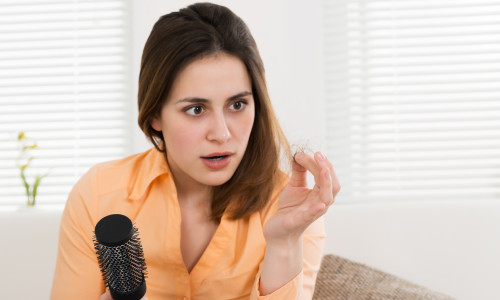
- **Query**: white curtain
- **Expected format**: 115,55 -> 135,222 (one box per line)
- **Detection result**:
324,0 -> 500,202
0,0 -> 133,206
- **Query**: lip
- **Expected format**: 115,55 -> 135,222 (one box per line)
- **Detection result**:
200,152 -> 233,170
201,155 -> 232,170
202,152 -> 233,158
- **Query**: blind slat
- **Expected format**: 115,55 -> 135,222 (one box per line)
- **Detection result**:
325,1 -> 500,10
0,1 -> 132,206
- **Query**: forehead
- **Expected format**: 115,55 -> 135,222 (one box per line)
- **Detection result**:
167,53 -> 252,102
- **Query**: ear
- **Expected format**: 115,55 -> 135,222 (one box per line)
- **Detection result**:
150,116 -> 162,132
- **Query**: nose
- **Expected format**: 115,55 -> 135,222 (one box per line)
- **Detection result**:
206,111 -> 231,143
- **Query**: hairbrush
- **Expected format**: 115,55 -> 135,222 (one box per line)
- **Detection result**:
93,214 -> 148,300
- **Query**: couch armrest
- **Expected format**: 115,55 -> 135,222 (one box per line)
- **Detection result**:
313,254 -> 455,300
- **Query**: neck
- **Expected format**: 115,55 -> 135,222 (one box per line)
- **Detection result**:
165,153 -> 212,207
174,178 -> 212,208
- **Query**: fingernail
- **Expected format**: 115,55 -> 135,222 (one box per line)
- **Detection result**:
295,153 -> 304,160
318,152 -> 326,161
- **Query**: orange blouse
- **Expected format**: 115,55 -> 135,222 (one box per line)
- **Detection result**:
50,148 -> 325,300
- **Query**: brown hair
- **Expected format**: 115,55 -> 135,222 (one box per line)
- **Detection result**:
137,2 -> 291,221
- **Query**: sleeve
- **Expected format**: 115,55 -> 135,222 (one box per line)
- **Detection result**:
250,171 -> 326,299
50,166 -> 105,300
250,265 -> 304,299
302,216 -> 326,299
249,217 -> 326,300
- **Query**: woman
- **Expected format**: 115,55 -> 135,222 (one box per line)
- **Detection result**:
50,3 -> 340,299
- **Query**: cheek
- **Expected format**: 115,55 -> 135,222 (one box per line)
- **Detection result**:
163,121 -> 203,153
242,110 -> 256,137
230,113 -> 255,145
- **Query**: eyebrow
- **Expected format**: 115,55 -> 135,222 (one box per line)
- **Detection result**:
175,91 -> 252,104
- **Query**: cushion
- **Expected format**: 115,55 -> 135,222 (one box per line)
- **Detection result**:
312,254 -> 455,300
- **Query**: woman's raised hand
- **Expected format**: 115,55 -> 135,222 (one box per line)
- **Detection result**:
263,151 -> 340,243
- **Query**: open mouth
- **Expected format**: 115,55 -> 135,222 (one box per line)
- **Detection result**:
201,154 -> 232,169
202,155 -> 229,161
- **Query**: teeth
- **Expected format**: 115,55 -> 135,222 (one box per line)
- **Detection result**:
206,155 -> 226,161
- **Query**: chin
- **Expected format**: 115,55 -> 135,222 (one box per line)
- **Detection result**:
206,177 -> 232,187
201,171 -> 235,187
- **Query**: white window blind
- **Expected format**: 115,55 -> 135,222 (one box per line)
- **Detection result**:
0,0 -> 133,206
324,0 -> 500,202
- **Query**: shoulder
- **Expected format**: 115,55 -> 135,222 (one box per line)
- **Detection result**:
74,148 -> 162,197
66,148 -> 165,219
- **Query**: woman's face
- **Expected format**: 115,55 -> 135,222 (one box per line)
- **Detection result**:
151,53 -> 255,190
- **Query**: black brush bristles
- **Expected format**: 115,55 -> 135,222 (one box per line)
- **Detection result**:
93,214 -> 148,300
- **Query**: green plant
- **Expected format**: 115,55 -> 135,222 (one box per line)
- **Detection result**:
16,132 -> 49,206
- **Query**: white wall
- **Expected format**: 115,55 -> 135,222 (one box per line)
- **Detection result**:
130,0 -> 326,154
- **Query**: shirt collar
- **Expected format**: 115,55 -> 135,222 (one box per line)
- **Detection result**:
129,148 -> 172,201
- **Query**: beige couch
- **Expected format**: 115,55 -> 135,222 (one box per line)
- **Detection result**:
312,254 -> 454,300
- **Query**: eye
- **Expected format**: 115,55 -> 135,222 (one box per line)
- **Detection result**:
229,100 -> 247,111
185,105 -> 205,116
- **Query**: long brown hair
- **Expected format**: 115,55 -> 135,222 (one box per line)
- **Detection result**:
137,2 -> 291,221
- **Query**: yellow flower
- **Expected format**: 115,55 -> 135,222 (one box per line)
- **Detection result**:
23,143 -> 38,150
18,132 -> 25,140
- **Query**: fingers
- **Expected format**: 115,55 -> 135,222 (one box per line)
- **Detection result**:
294,152 -> 329,188
320,167 -> 335,206
289,153 -> 308,187
321,154 -> 341,198
295,151 -> 341,206
100,290 -> 112,300
293,152 -> 321,184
